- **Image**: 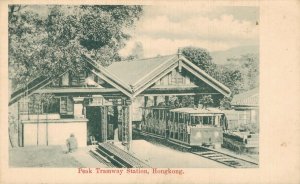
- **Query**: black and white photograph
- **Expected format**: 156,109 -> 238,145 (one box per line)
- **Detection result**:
8,4 -> 259,169
1,1 -> 300,184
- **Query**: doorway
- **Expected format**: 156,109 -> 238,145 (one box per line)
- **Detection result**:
86,106 -> 102,144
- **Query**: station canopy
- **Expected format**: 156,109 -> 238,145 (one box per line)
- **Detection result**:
9,53 -> 231,105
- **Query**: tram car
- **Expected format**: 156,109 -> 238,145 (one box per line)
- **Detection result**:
141,107 -> 225,148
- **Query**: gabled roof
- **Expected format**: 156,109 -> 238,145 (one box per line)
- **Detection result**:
231,88 -> 259,107
106,54 -> 231,97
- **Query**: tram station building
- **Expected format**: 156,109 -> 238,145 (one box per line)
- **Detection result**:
9,52 -> 231,149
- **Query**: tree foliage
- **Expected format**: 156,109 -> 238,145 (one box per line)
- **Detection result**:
181,47 -> 216,75
214,65 -> 243,95
180,46 -> 258,107
224,53 -> 259,93
9,5 -> 143,89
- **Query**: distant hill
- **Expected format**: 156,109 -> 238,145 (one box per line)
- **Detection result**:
210,45 -> 259,65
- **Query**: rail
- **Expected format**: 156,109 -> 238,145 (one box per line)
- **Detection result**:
191,146 -> 258,168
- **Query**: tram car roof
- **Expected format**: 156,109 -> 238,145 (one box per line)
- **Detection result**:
170,107 -> 225,116
140,106 -> 171,109
141,106 -> 237,117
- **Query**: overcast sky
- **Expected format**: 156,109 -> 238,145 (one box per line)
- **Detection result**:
119,5 -> 259,58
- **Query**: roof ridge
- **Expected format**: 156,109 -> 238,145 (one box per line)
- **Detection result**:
118,54 -> 176,63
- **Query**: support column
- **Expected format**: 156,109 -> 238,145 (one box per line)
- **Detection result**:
73,97 -> 85,119
121,99 -> 133,151
100,106 -> 108,142
165,96 -> 169,106
144,96 -> 148,107
154,96 -> 158,106
113,106 -> 119,142
128,100 -> 133,151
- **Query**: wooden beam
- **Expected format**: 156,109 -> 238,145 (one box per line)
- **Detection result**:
36,87 -> 120,94
181,62 -> 231,97
90,69 -> 133,98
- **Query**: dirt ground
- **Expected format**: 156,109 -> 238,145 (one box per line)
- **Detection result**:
9,145 -> 83,168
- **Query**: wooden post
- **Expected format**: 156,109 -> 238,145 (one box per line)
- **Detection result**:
127,99 -> 133,151
165,96 -> 169,106
100,106 -> 108,142
144,96 -> 148,107
154,96 -> 158,106
113,105 -> 119,142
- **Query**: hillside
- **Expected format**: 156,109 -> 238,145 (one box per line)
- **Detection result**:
211,45 -> 259,65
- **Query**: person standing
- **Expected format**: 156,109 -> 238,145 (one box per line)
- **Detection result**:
66,133 -> 78,153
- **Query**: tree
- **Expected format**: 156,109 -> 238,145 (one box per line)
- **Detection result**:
240,54 -> 259,90
224,53 -> 259,93
215,65 -> 244,95
9,5 -> 143,89
181,47 -> 216,75
8,5 -> 143,147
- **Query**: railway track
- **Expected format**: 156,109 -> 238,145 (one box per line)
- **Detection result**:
136,129 -> 258,168
191,147 -> 258,168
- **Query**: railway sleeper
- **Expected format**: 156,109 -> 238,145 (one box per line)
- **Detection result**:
204,154 -> 225,157
95,149 -> 126,168
103,145 -> 142,166
98,143 -> 148,168
196,151 -> 217,155
207,156 -> 228,160
89,150 -> 116,167
97,148 -> 132,168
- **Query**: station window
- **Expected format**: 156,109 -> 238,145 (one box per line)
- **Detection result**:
203,116 -> 212,125
60,96 -> 74,116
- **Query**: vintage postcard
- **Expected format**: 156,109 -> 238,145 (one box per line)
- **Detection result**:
0,0 -> 299,184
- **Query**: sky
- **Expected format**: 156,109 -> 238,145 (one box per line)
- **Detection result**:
119,5 -> 259,58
